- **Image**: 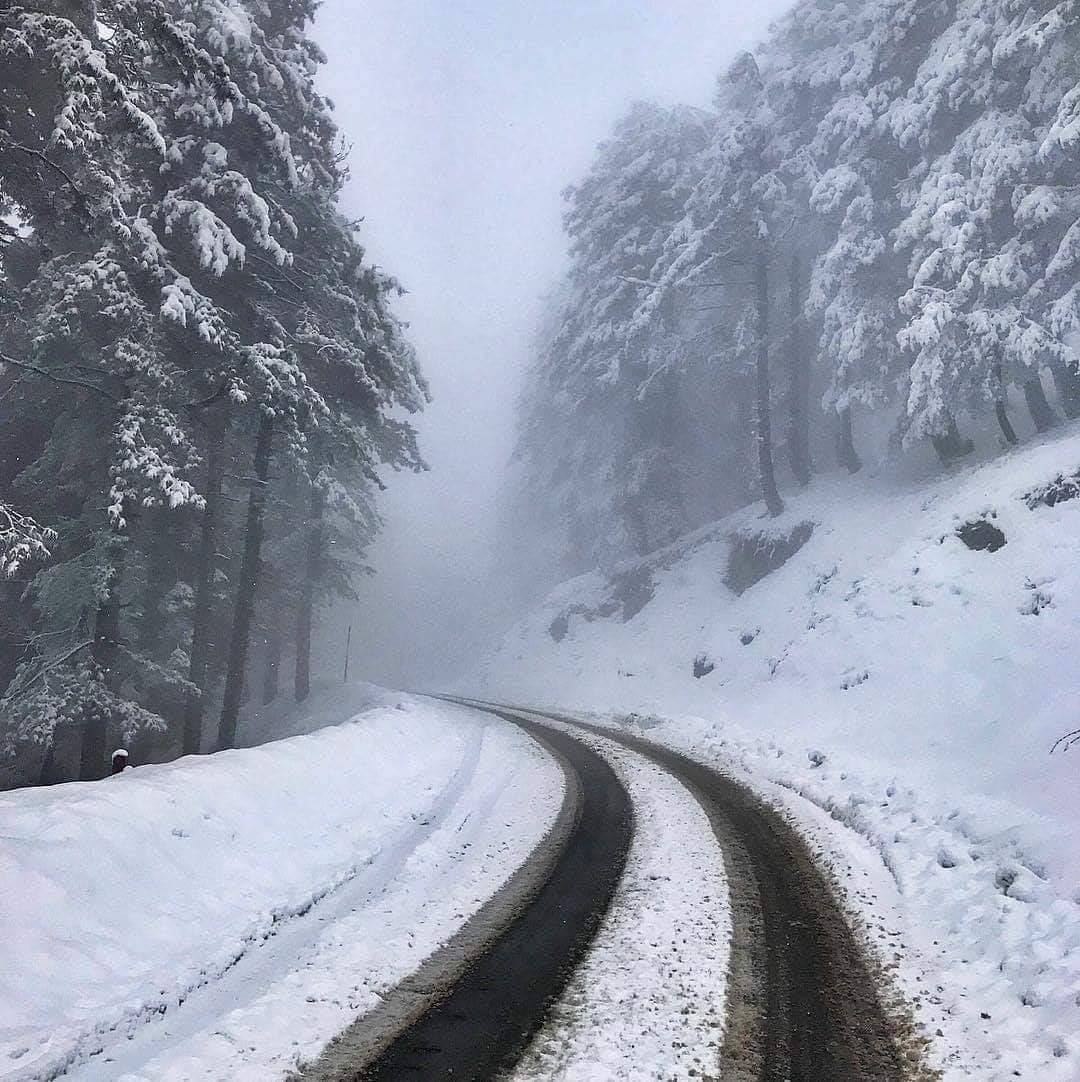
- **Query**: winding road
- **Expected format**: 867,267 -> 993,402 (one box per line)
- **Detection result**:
301,700 -> 921,1082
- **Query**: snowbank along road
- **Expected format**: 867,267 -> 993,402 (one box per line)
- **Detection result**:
309,700 -> 929,1081
16,696 -> 931,1081
5,699 -> 566,1082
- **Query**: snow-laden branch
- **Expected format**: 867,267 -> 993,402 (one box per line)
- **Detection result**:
0,502 -> 55,578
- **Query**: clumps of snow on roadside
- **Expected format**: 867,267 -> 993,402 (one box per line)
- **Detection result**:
0,692 -> 563,1082
594,713 -> 1080,1081
470,428 -> 1080,1080
512,720 -> 729,1082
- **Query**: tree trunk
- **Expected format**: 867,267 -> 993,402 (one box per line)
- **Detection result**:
0,580 -> 28,698
79,544 -> 124,781
1023,377 -> 1058,433
137,509 -> 173,656
1049,360 -> 1080,419
182,408 -> 227,757
995,401 -> 1019,445
733,368 -> 756,504
836,406 -> 862,473
294,484 -> 324,703
38,741 -> 58,786
217,413 -> 274,751
993,364 -> 1018,445
931,415 -> 975,464
787,252 -> 812,487
261,626 -> 282,706
754,250 -> 784,516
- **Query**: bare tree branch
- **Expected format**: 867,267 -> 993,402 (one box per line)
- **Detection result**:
0,138 -> 88,201
0,352 -> 118,401
1050,727 -> 1080,754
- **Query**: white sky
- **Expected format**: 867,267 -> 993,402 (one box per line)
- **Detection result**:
312,1 -> 794,688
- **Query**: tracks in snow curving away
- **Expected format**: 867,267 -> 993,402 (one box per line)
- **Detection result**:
542,708 -> 916,1082
310,701 -> 923,1082
301,711 -> 633,1081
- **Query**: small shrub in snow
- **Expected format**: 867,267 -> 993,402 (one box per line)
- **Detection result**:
1020,582 -> 1053,616
937,847 -> 960,869
1022,469 -> 1080,510
692,654 -> 715,679
809,565 -> 838,595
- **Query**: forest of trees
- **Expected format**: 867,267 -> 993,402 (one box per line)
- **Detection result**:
0,1 -> 425,784
507,0 -> 1080,587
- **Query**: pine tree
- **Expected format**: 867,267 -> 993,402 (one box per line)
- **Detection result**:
513,102 -> 712,570
0,0 -> 424,777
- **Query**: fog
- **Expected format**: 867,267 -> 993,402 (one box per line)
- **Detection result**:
312,1 -> 793,690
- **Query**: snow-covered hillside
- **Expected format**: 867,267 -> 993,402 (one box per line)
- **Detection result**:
0,690 -> 562,1081
469,428 -> 1080,1079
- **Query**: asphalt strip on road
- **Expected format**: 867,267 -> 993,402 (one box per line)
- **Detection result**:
298,709 -> 633,1081
303,700 -> 932,1082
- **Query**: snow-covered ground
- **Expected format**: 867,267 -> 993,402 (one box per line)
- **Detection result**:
0,690 -> 562,1081
470,427 -> 1080,1080
510,714 -> 729,1082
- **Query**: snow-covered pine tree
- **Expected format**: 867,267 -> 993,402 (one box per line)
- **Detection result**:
1009,1 -> 1080,418
0,3 -> 218,774
768,0 -> 965,463
636,52 -> 796,516
891,0 -> 1080,446
0,0 -> 424,776
139,0 -> 426,748
512,102 -> 712,573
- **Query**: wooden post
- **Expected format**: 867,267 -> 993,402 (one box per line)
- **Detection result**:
343,624 -> 352,684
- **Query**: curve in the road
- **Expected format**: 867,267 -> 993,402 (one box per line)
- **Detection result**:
308,700 -> 921,1081
334,713 -> 633,1081
509,705 -> 916,1082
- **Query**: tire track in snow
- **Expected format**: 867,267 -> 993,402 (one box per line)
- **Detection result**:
528,707 -> 920,1082
316,711 -> 633,1081
508,722 -> 730,1081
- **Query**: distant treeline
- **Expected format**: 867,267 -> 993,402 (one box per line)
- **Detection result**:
507,0 -> 1080,583
0,1 -> 426,784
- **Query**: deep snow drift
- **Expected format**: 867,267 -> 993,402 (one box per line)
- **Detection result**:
0,690 -> 562,1081
470,428 -> 1080,1079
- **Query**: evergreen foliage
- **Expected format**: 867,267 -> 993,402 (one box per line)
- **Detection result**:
510,0 -> 1080,580
0,0 -> 424,779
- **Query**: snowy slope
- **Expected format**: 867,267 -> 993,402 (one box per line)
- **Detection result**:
0,690 -> 562,1081
470,427 -> 1080,1079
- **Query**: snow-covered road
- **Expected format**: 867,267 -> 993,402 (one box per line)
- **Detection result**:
6,691 -> 966,1081
509,716 -> 731,1082
0,693 -> 563,1081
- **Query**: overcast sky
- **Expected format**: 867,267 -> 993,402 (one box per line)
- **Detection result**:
311,1 -> 793,689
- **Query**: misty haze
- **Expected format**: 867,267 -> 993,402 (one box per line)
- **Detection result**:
1,2 -> 1078,1080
